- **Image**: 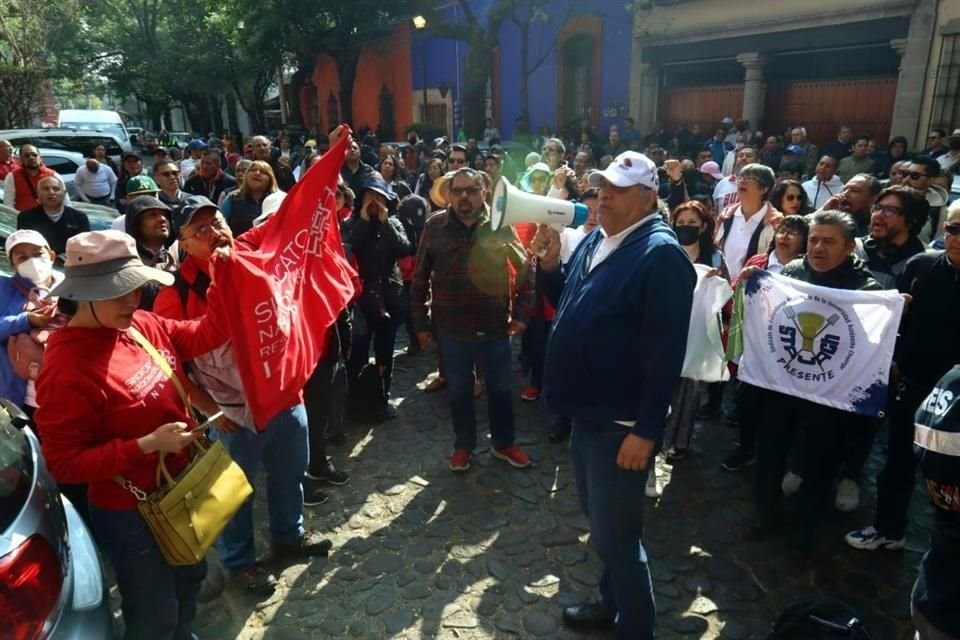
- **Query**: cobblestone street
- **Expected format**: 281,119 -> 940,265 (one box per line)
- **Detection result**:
194,345 -> 927,640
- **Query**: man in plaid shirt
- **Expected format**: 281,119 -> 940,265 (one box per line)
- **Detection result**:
412,167 -> 535,471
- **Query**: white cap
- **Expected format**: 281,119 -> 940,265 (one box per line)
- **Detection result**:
5,229 -> 49,256
588,151 -> 659,190
253,191 -> 287,226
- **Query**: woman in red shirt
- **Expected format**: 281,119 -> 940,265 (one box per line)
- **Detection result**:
35,229 -> 230,640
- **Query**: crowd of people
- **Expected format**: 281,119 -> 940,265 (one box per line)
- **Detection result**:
0,111 -> 958,640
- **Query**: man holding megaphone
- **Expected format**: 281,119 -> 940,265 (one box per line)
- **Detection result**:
530,151 -> 696,639
411,167 -> 534,472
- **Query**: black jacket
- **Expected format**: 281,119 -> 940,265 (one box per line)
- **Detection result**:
183,171 -> 237,205
16,206 -> 90,257
855,235 -> 928,289
781,255 -> 881,291
344,215 -> 412,289
895,251 -> 960,387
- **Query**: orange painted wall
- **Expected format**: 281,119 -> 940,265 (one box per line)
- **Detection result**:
301,24 -> 414,137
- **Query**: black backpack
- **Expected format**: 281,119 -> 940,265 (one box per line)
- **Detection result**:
769,597 -> 873,639
347,363 -> 386,423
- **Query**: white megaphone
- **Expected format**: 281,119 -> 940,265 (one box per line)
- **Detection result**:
491,176 -> 588,232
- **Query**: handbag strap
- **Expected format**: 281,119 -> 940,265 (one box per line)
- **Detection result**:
128,325 -> 190,412
113,326 -> 192,500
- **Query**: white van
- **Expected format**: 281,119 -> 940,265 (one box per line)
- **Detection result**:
57,109 -> 131,150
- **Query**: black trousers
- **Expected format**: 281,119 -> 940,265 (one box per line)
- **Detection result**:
875,379 -> 931,539
303,329 -> 342,476
753,390 -> 846,552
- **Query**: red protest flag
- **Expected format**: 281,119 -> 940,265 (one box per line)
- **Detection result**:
212,131 -> 357,428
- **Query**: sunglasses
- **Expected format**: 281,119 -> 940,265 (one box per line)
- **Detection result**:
905,171 -> 928,181
871,203 -> 903,216
783,194 -> 801,201
158,170 -> 180,177
945,223 -> 960,236
449,157 -> 468,166
450,186 -> 481,197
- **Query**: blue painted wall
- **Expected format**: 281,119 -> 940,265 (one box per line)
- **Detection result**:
412,0 -> 634,140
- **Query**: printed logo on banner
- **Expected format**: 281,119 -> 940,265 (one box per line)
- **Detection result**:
766,294 -> 856,383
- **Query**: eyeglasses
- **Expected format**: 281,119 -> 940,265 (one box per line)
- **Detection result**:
945,223 -> 960,236
905,171 -> 928,181
871,203 -> 904,216
736,176 -> 759,185
450,186 -> 481,197
776,228 -> 803,237
180,220 -> 226,242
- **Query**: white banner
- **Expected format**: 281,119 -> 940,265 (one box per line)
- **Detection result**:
737,272 -> 904,416
681,264 -> 733,383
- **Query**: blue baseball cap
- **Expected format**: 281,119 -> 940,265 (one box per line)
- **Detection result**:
785,144 -> 805,155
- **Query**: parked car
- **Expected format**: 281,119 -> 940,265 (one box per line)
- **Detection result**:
0,129 -> 127,165
0,399 -> 112,640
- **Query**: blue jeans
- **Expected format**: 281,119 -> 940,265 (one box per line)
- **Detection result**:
90,505 -> 205,640
571,419 -> 656,640
211,404 -> 309,572
439,334 -> 515,451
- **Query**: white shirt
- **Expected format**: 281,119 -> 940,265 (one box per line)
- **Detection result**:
74,163 -> 117,199
179,158 -> 198,181
111,214 -> 126,231
712,176 -> 740,215
938,152 -> 960,173
559,227 -> 588,264
766,250 -> 784,274
802,176 -> 845,210
722,205 -> 765,276
589,214 -> 657,273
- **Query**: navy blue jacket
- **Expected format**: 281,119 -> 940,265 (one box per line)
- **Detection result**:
540,216 -> 696,440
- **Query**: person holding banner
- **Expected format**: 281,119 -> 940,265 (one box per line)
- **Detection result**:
662,200 -> 729,467
745,211 -> 881,556
532,151 -> 695,639
847,201 -> 960,552
154,196 -> 336,595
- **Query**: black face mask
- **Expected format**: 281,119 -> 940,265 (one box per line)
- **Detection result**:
674,225 -> 701,246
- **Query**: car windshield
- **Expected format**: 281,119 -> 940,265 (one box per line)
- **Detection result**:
60,122 -> 127,141
0,407 -> 32,532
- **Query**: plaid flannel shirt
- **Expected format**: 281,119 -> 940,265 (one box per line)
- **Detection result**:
412,209 -> 534,341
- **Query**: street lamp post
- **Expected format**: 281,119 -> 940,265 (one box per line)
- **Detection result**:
413,15 -> 428,124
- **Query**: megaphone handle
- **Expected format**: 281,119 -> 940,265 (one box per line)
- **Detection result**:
534,223 -> 566,258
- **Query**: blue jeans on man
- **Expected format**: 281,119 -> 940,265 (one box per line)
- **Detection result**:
210,403 -> 309,572
571,419 -> 656,640
90,505 -> 205,640
439,334 -> 515,450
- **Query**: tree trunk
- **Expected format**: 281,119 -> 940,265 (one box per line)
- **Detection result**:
288,62 -> 313,128
518,21 -> 530,123
334,49 -> 361,127
462,46 -> 492,139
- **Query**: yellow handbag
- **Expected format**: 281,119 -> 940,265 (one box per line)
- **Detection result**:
114,327 -> 253,566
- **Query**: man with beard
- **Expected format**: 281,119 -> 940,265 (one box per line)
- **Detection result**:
412,168 -> 534,472
819,173 -> 882,236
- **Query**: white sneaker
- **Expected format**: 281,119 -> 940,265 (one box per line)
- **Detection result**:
835,478 -> 860,512
781,472 -> 803,497
844,526 -> 906,551
645,470 -> 662,498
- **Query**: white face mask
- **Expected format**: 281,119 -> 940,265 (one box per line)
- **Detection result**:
17,255 -> 53,286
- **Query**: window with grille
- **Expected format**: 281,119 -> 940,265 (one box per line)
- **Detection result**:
931,31 -> 960,130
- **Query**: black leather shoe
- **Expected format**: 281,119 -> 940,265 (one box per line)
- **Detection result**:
561,602 -> 615,629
